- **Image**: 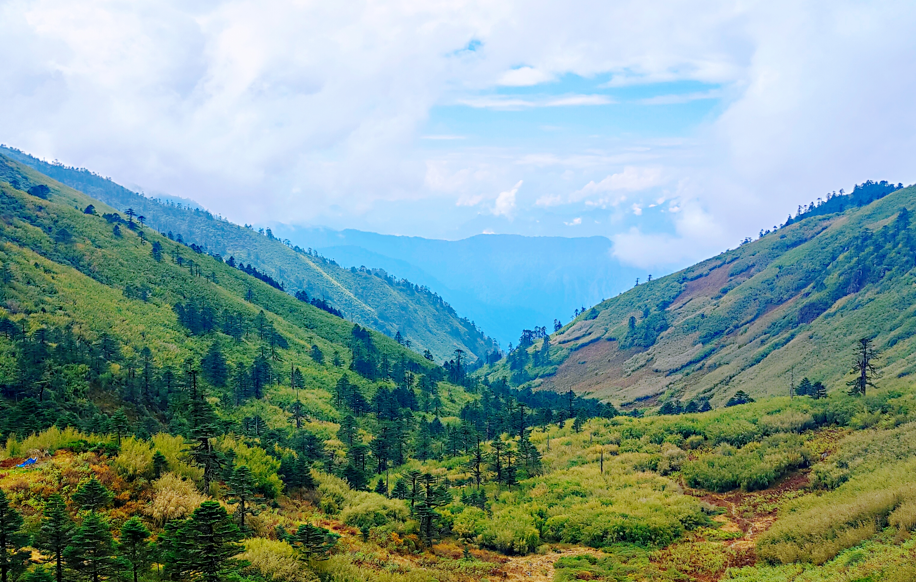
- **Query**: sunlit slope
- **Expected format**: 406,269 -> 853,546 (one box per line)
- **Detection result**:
0,147 -> 498,363
484,185 -> 916,407
0,157 -> 468,421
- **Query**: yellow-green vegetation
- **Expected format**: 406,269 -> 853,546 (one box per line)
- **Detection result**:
0,385 -> 914,581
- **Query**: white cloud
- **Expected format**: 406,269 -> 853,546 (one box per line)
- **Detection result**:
421,134 -> 467,140
564,217 -> 582,225
0,0 -> 914,256
457,94 -> 613,110
536,194 -> 563,206
631,203 -> 642,215
493,180 -> 522,217
570,166 -> 665,202
498,66 -> 554,86
638,89 -> 723,105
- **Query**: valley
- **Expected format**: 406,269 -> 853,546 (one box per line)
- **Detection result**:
0,156 -> 913,582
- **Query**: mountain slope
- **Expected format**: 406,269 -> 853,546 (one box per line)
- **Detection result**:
482,183 -> 916,407
0,155 -> 466,433
270,226 -> 649,346
0,146 -> 498,364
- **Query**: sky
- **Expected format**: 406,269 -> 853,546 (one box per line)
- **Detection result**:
2,0 -> 916,271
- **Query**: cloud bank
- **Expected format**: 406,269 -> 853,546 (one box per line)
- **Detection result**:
0,0 -> 914,270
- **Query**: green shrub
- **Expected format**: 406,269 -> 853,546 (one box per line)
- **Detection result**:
682,434 -> 811,492
479,507 -> 540,554
240,537 -> 319,582
339,492 -> 410,530
111,437 -> 154,478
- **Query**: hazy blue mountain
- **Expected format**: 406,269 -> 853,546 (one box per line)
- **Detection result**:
270,225 -> 649,345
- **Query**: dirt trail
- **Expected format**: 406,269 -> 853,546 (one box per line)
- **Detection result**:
694,470 -> 812,571
502,547 -> 603,582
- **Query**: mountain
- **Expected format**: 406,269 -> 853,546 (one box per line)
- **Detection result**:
0,155 -> 457,428
481,180 -> 916,408
0,146 -> 498,364
269,225 -> 649,346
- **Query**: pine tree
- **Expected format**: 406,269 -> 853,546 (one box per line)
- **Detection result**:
292,523 -> 339,560
467,437 -> 484,489
187,369 -> 223,491
812,381 -> 828,400
118,518 -> 152,582
21,567 -> 54,582
34,494 -> 74,582
72,479 -> 113,512
152,451 -> 168,479
184,501 -> 244,582
391,479 -> 409,500
796,377 -> 813,397
63,512 -> 122,582
415,474 -> 450,545
847,337 -> 878,396
110,409 -> 131,445
0,489 -> 28,582
227,466 -> 260,534
201,343 -> 228,388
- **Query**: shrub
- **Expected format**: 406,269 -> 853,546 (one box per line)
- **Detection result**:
452,507 -> 487,542
682,434 -> 811,492
758,411 -> 815,435
10,426 -> 105,457
757,460 -> 916,564
314,471 -> 351,515
479,507 -> 540,554
111,437 -> 153,479
240,538 -> 318,582
215,437 -> 283,497
144,473 -> 207,525
150,433 -> 202,482
339,493 -> 410,530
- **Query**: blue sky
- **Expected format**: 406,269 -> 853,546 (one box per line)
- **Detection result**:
2,0 -> 915,270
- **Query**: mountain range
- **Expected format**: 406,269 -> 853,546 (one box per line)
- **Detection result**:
270,226 -> 648,346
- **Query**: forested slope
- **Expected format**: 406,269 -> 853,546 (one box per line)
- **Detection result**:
481,181 -> 916,409
0,146 -> 498,364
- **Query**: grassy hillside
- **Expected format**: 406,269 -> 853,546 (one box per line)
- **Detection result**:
0,146 -> 498,364
481,183 -> 916,409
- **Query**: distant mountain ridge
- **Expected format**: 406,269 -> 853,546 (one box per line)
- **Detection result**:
0,146 -> 497,364
481,181 -> 916,408
270,225 -> 649,346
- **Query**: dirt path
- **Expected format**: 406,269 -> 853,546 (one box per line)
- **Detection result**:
502,547 -> 603,582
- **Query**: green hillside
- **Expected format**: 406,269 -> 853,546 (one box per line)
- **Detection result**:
481,182 -> 916,409
0,146 -> 498,365
0,156 -> 460,432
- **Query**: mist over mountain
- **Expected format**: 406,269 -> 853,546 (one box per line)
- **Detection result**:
271,226 -> 649,346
